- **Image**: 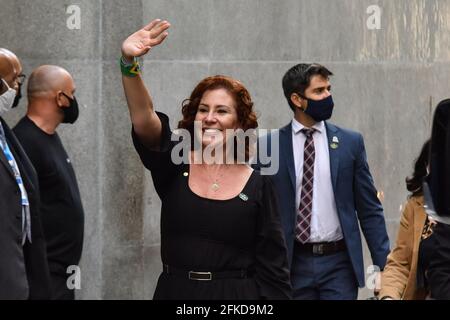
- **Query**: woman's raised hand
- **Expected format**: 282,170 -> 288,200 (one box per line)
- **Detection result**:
121,19 -> 170,60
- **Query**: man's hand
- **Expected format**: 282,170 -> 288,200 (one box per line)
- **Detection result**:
121,19 -> 170,61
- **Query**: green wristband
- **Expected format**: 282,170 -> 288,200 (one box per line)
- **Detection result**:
120,56 -> 141,77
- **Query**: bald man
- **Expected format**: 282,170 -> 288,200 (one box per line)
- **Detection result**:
0,52 -> 51,299
13,65 -> 84,300
0,48 -> 25,108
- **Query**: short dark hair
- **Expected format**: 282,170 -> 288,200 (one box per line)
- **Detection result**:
282,63 -> 333,112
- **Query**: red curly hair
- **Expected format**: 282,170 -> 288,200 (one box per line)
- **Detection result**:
178,75 -> 258,161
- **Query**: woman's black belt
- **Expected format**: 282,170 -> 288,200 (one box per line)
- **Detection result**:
163,264 -> 250,281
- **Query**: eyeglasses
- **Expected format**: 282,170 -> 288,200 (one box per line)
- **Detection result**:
16,74 -> 26,85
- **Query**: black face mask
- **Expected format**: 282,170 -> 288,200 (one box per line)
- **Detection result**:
12,82 -> 22,108
300,95 -> 334,122
61,92 -> 79,124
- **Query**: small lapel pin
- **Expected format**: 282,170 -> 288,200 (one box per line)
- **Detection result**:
183,172 -> 189,177
239,193 -> 249,201
330,136 -> 339,149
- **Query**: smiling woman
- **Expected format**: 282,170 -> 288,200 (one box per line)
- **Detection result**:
120,20 -> 292,300
178,75 -> 258,162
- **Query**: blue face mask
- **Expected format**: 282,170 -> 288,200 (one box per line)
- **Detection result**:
300,95 -> 334,122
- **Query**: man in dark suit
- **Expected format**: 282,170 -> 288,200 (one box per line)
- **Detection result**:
0,50 -> 51,299
258,63 -> 390,299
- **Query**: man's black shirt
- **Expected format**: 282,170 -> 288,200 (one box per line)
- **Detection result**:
13,116 -> 84,275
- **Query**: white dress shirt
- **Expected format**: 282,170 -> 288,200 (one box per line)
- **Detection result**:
292,118 -> 343,243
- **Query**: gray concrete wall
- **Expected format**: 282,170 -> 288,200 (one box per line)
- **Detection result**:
1,0 -> 449,299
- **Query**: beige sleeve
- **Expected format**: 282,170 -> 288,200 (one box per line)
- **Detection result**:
379,200 -> 415,299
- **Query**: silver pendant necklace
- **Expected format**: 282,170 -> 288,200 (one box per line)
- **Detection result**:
209,166 -> 227,192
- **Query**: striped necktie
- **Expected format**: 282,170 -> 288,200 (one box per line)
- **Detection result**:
295,128 -> 316,243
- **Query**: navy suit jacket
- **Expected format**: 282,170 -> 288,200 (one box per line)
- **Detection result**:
256,121 -> 390,287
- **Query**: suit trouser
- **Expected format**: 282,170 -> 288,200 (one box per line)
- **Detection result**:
290,242 -> 358,300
